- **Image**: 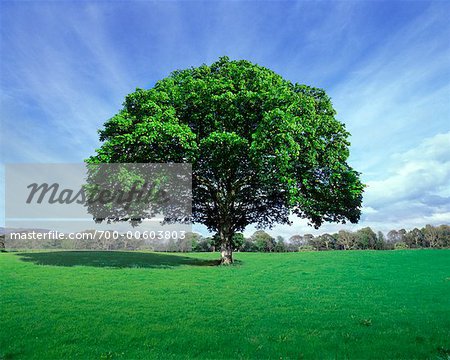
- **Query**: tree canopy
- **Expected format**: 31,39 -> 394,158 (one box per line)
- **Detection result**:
88,56 -> 364,263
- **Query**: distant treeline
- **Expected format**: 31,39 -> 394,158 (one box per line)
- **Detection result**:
170,225 -> 450,252
2,224 -> 449,252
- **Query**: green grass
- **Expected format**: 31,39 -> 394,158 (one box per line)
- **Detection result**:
1,250 -> 449,359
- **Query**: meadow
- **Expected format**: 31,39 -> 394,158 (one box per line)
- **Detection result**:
1,250 -> 449,359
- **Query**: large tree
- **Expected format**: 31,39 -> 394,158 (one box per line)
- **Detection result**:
88,57 -> 364,263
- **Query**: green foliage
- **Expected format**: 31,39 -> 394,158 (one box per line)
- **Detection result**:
299,245 -> 315,252
355,227 -> 378,250
0,235 -> 5,252
212,232 -> 245,251
404,228 -> 425,248
395,242 -> 409,250
240,238 -> 258,252
231,233 -> 245,250
192,236 -> 214,252
337,230 -> 356,250
88,57 -> 364,252
376,231 -> 386,250
251,230 -> 276,252
274,236 -> 287,252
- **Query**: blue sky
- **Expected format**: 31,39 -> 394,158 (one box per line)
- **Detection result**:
1,1 -> 449,237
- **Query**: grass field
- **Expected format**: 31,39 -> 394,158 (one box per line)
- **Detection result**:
1,250 -> 449,359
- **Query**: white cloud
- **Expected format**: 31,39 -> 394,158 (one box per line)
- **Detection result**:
330,4 -> 450,178
365,132 -> 450,208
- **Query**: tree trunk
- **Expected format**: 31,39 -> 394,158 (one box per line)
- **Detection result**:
219,231 -> 233,264
221,246 -> 233,265
0,236 -> 5,252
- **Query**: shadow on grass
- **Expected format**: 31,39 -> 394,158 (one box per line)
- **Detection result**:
16,251 -> 220,269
